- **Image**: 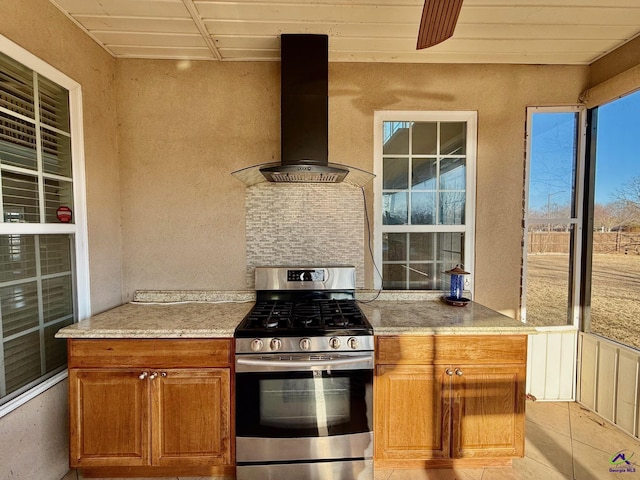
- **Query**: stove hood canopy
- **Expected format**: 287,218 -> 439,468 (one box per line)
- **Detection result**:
232,34 -> 375,187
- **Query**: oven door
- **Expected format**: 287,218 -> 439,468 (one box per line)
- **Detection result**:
235,353 -> 373,464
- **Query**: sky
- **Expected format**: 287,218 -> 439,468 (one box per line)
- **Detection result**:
595,89 -> 640,204
527,89 -> 640,212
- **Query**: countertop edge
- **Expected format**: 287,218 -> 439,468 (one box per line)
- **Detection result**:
56,295 -> 536,339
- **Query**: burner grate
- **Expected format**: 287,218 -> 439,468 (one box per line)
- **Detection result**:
239,298 -> 367,334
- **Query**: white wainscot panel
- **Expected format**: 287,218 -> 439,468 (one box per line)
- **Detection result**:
527,328 -> 578,401
578,332 -> 640,440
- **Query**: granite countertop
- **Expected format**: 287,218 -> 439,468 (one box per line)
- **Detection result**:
359,298 -> 535,335
56,290 -> 534,339
55,295 -> 254,339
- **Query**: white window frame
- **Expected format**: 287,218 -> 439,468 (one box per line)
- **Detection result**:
522,105 -> 586,328
373,111 -> 477,292
0,34 -> 90,417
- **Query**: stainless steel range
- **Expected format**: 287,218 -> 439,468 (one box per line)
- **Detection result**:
234,266 -> 373,480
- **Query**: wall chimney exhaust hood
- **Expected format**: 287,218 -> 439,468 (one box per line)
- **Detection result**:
232,34 -> 374,187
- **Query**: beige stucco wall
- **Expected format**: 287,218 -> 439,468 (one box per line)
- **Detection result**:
0,1 -> 121,479
117,60 -> 589,315
116,59 -> 279,297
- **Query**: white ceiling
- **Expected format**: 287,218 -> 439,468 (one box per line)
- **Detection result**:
49,0 -> 640,65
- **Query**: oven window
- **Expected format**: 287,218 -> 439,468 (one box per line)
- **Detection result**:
236,370 -> 372,438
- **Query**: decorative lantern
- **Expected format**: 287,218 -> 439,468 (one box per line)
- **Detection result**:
444,265 -> 470,304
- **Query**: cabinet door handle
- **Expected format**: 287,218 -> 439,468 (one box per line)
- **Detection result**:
455,368 -> 463,376
149,372 -> 158,380
138,372 -> 148,380
445,368 -> 454,376
160,372 -> 167,377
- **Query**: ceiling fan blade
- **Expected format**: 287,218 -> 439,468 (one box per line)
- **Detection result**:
416,0 -> 464,50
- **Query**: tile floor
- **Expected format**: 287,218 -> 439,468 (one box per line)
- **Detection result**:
61,401 -> 640,480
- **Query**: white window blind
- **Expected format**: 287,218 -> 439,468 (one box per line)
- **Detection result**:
0,42 -> 86,409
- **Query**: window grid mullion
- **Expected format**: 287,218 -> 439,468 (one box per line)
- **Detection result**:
436,122 -> 441,225
407,122 -> 413,227
405,232 -> 410,288
32,73 -> 46,224
407,124 -> 413,288
0,287 -> 6,396
34,235 -> 46,376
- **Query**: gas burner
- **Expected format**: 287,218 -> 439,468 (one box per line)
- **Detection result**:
330,316 -> 349,327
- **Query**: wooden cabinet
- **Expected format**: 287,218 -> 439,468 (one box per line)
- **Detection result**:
67,338 -> 233,478
374,335 -> 526,468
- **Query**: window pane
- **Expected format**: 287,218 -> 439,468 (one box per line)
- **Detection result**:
409,233 -> 435,261
438,232 -> 464,266
440,158 -> 466,190
0,110 -> 37,170
0,51 -> 34,119
412,159 -> 437,190
383,192 -> 408,225
39,75 -> 70,132
39,234 -> 72,275
382,263 -> 406,289
42,276 -> 73,323
411,192 -> 436,225
4,331 -> 41,393
411,122 -> 437,154
525,225 -> 573,326
0,282 -> 39,338
383,122 -> 409,154
44,178 -> 74,223
383,158 -> 408,189
0,234 -> 37,282
441,122 -> 466,155
45,320 -> 70,372
439,192 -> 465,224
2,171 -> 40,223
528,113 -> 577,218
383,233 -> 406,262
408,263 -> 433,289
42,127 -> 72,177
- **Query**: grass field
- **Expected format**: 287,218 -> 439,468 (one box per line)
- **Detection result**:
526,253 -> 640,349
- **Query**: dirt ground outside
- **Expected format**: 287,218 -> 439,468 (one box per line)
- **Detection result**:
526,253 -> 640,349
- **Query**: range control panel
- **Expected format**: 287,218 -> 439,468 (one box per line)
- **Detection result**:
287,269 -> 326,282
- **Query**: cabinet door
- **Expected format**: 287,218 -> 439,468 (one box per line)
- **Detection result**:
69,369 -> 150,467
375,364 -> 450,460
451,364 -> 526,458
151,368 -> 231,466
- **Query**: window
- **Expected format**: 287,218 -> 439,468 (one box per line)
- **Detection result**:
523,107 -> 585,326
374,112 -> 476,291
0,36 -> 89,413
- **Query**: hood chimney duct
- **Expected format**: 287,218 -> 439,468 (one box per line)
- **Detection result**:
281,34 -> 328,166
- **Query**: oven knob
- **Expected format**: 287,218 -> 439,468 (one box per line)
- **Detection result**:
299,338 -> 312,351
329,337 -> 341,349
347,337 -> 359,350
250,338 -> 264,352
270,338 -> 282,351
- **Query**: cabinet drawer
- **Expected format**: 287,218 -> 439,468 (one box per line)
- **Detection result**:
68,338 -> 232,368
376,335 -> 527,365
376,336 -> 436,364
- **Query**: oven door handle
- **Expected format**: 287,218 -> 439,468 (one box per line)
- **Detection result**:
236,355 -> 373,369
